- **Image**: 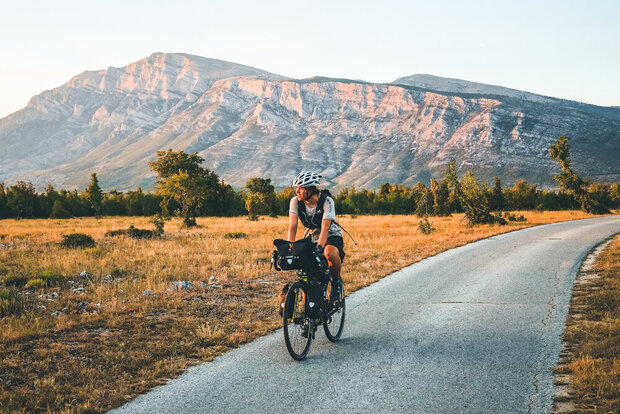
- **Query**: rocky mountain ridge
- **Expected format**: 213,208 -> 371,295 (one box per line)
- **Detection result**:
1,53 -> 618,191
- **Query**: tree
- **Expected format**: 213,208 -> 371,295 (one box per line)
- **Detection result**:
413,183 -> 432,217
508,178 -> 537,210
431,178 -> 450,216
444,158 -> 463,212
490,177 -> 505,211
245,178 -> 276,220
102,190 -> 128,216
275,187 -> 296,216
458,171 -> 505,225
549,136 -> 608,213
6,181 -> 39,218
49,199 -> 73,219
149,149 -> 220,226
82,173 -> 103,215
0,183 -> 10,218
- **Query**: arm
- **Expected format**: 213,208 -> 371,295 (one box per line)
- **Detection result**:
317,218 -> 331,248
287,212 -> 298,242
317,196 -> 336,248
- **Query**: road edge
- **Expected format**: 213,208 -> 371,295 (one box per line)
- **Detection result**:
551,233 -> 619,413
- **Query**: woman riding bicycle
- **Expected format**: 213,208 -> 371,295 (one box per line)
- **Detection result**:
287,171 -> 344,302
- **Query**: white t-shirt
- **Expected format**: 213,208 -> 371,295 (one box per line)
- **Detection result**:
289,195 -> 342,238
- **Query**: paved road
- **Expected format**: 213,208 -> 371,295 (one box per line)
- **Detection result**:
112,216 -> 620,414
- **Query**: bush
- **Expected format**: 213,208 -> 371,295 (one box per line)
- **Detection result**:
60,233 -> 95,248
224,232 -> 247,239
128,225 -> 155,239
106,225 -> 156,239
36,271 -> 64,287
504,212 -> 527,222
5,275 -> 28,288
418,218 -> 436,235
149,213 -> 168,237
0,288 -> 23,317
105,229 -> 128,237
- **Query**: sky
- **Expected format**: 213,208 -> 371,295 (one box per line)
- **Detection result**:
1,0 -> 619,118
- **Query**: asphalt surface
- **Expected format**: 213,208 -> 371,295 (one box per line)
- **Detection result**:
111,216 -> 620,414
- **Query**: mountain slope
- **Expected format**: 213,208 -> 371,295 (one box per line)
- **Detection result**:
1,54 -> 618,190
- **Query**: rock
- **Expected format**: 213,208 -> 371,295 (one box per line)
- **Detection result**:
51,292 -> 58,299
210,275 -> 216,281
142,289 -> 156,296
167,281 -> 195,292
51,311 -> 64,317
73,287 -> 85,293
104,274 -> 114,282
79,270 -> 94,280
76,301 -> 89,308
199,281 -> 208,287
67,280 -> 74,285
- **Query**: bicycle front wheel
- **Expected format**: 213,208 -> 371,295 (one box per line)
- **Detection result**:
283,281 -> 312,360
324,283 -> 345,342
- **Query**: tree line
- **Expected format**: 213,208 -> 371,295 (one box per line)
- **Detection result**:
0,137 -> 618,222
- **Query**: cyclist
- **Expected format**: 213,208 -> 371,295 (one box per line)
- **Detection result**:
287,171 -> 345,302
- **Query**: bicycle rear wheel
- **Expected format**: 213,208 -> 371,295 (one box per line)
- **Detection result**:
324,282 -> 345,342
283,281 -> 312,360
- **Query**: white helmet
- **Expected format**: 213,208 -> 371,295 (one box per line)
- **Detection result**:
293,171 -> 322,187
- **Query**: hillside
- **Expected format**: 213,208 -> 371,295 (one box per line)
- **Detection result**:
1,53 -> 618,190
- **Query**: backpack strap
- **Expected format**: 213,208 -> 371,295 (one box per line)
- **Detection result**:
297,191 -> 329,230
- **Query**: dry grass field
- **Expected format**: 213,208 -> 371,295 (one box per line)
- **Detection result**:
559,234 -> 620,413
0,211 -> 603,413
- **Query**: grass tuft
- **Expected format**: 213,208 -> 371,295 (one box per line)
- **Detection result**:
224,232 -> 247,239
0,288 -> 23,317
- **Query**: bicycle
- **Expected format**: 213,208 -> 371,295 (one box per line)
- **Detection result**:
272,237 -> 346,360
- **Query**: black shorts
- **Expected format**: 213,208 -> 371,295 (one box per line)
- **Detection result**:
326,236 -> 346,263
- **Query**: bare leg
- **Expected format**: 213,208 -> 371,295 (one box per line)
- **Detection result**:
324,245 -> 341,280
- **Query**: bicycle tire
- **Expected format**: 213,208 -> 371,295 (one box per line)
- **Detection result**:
324,283 -> 345,342
283,281 -> 312,360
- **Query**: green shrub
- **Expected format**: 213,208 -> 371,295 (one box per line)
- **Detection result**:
36,271 -> 64,287
60,233 -> 95,248
0,288 -> 23,317
105,229 -> 129,237
84,248 -> 103,256
106,225 -> 155,239
505,213 -> 527,222
418,218 -> 436,235
128,225 -> 154,239
5,275 -> 29,287
149,214 -> 168,237
26,278 -> 44,289
224,232 -> 247,239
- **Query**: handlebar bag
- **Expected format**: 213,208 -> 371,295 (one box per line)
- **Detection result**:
273,237 -> 313,270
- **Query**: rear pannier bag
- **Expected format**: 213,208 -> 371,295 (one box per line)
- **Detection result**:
273,238 -> 314,270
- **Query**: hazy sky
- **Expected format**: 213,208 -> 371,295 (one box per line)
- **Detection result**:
1,0 -> 619,118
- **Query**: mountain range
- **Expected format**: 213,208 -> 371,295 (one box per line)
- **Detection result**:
1,52 -> 618,191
